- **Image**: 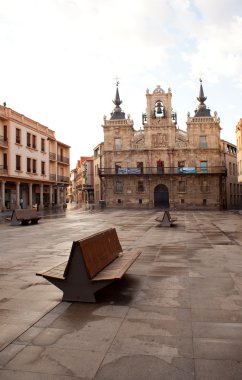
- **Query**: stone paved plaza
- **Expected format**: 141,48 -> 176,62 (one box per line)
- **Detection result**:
0,207 -> 242,379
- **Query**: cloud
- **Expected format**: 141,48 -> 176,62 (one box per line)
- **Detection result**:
0,0 -> 241,165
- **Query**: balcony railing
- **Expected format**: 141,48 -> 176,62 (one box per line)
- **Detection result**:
49,174 -> 56,181
57,155 -> 69,164
57,175 -> 69,183
0,136 -> 8,147
99,166 -> 227,176
49,152 -> 57,161
0,165 -> 8,175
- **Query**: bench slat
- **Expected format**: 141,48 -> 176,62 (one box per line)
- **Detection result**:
92,250 -> 142,281
37,262 -> 67,280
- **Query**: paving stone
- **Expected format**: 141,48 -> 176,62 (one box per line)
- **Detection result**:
0,209 -> 242,379
195,359 -> 242,380
95,354 -> 195,380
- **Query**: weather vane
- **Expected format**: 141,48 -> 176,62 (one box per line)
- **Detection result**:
113,75 -> 120,87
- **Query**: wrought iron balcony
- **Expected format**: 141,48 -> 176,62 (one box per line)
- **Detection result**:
0,136 -> 8,147
49,152 -> 57,161
0,165 -> 8,175
57,175 -> 69,183
99,166 -> 227,176
49,174 -> 56,181
57,155 -> 70,165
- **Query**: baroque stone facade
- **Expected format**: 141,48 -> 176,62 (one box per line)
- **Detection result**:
99,81 -> 229,210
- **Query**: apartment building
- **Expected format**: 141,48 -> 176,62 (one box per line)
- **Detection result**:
67,168 -> 77,203
0,104 -> 70,211
237,119 -> 242,184
76,156 -> 94,205
221,140 -> 242,209
93,143 -> 103,203
236,119 -> 242,207
99,81 -> 230,209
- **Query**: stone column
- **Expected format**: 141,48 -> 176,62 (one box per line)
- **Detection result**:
49,185 -> 53,208
28,183 -> 33,209
1,181 -> 6,211
57,187 -> 60,206
40,184 -> 44,209
16,182 -> 20,209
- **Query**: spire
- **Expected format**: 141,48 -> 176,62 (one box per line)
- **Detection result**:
113,82 -> 122,107
194,79 -> 211,117
197,79 -> 207,104
110,81 -> 125,120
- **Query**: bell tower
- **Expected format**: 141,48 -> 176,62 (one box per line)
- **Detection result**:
102,82 -> 134,153
187,79 -> 221,150
143,85 -> 177,150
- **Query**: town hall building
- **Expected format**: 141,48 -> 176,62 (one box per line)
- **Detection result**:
98,81 -> 230,209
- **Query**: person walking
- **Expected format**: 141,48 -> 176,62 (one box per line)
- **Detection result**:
20,197 -> 24,209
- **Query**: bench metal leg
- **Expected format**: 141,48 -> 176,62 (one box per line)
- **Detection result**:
43,246 -> 114,302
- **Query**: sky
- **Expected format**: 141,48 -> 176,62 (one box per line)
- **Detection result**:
1,0 -> 242,168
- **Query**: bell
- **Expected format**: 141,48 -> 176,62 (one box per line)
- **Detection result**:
156,102 -> 162,114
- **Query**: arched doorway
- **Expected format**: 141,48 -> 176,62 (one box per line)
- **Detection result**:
154,184 -> 169,208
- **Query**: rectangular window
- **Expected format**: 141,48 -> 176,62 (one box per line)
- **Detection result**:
3,153 -> 7,169
41,138 -> 45,152
27,158 -> 31,172
199,136 -> 207,149
157,160 -> 164,174
200,161 -> 207,173
41,161 -> 45,175
33,159 -> 37,173
178,161 -> 185,173
32,135 -> 36,149
16,155 -> 21,171
114,138 -> 122,150
201,180 -> 209,193
94,164 -> 98,176
116,181 -> 123,193
27,132 -> 31,147
16,128 -> 21,144
137,181 -> 144,192
137,162 -> 143,174
229,162 -> 232,175
115,162 -> 122,174
178,161 -> 185,168
3,125 -> 7,141
178,181 -> 186,192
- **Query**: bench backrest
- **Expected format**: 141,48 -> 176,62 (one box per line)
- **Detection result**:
12,209 -> 39,220
64,228 -> 123,279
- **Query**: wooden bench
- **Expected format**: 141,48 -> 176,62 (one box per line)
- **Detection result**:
155,210 -> 177,227
11,209 -> 41,226
36,228 -> 142,302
